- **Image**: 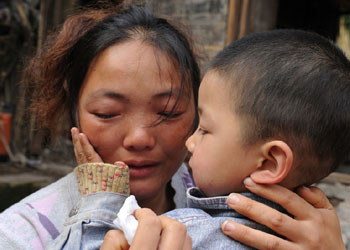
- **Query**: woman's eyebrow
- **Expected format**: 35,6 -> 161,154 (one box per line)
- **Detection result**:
87,89 -> 129,102
152,88 -> 185,99
152,88 -> 191,100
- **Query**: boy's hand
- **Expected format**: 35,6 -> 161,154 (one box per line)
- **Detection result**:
222,178 -> 345,250
71,127 -> 103,164
100,208 -> 192,250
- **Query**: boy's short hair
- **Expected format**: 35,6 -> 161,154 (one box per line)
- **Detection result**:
209,29 -> 350,186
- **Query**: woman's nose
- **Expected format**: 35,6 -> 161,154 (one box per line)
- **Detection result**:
123,126 -> 156,151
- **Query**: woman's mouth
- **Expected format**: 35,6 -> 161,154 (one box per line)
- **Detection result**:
124,160 -> 159,178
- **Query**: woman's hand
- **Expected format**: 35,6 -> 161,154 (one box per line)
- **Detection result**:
100,230 -> 129,250
100,208 -> 192,250
71,127 -> 103,164
222,178 -> 345,250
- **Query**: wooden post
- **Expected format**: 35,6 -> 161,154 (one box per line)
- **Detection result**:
226,0 -> 278,45
238,0 -> 251,39
38,0 -> 76,51
226,0 -> 241,45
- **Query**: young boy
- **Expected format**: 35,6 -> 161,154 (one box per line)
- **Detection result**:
52,29 -> 350,249
163,28 -> 350,249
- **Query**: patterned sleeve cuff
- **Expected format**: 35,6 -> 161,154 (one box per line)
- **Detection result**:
74,162 -> 130,196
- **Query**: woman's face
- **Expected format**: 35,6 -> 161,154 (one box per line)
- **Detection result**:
78,40 -> 195,203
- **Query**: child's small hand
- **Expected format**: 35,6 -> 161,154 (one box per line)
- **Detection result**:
71,127 -> 103,164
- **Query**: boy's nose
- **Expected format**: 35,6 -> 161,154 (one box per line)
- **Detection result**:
185,135 -> 195,153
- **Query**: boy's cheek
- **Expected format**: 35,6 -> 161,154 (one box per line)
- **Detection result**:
188,156 -> 203,178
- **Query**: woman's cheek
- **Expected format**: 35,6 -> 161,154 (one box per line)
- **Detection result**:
165,127 -> 189,156
80,121 -> 114,157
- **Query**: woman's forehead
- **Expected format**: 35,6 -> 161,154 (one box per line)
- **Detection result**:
80,40 -> 193,100
94,41 -> 177,74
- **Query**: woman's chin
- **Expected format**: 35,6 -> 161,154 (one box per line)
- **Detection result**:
129,181 -> 162,201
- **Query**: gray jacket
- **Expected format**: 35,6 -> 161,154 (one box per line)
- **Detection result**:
0,164 -> 189,250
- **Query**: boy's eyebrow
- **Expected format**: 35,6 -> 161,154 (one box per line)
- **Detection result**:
198,106 -> 215,126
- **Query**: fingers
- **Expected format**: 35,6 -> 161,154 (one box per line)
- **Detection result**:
130,208 -> 161,250
100,230 -> 129,250
79,132 -> 103,162
221,220 -> 295,250
183,235 -> 192,250
296,186 -> 333,210
71,127 -> 102,164
225,193 -> 301,240
226,179 -> 346,250
72,127 -> 86,164
243,177 -> 314,220
130,209 -> 191,250
157,215 -> 191,250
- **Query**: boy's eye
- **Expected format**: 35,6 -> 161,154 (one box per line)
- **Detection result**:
198,127 -> 208,135
94,113 -> 119,119
158,112 -> 183,119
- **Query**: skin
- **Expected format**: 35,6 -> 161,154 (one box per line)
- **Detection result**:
186,71 -> 263,196
77,40 -> 195,214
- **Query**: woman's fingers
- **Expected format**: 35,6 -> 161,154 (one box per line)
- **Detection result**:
242,177 -> 313,220
130,209 -> 191,250
296,186 -> 345,250
222,220 -> 295,250
130,208 -> 162,250
225,193 -> 299,240
183,235 -> 192,250
100,230 -> 129,250
157,215 -> 191,250
296,186 -> 333,209
224,178 -> 346,250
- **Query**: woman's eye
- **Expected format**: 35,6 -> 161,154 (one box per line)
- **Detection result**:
94,113 -> 118,119
158,112 -> 183,119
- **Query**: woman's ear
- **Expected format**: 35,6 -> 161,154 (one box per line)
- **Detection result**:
250,141 -> 293,184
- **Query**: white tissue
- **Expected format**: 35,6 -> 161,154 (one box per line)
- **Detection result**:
113,195 -> 141,245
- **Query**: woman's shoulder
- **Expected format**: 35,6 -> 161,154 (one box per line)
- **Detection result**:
171,163 -> 195,208
1,172 -> 80,221
18,172 -> 80,206
0,172 -> 80,249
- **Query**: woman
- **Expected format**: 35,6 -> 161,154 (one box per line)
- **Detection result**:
0,4 -> 345,250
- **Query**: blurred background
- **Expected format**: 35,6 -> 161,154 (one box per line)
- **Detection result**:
0,0 -> 349,245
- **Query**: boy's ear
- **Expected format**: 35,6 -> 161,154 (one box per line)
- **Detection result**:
250,141 -> 293,184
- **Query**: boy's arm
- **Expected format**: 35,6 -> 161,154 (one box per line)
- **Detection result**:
48,163 -> 130,250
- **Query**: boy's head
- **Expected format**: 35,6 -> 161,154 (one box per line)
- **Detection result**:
186,29 -> 350,196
